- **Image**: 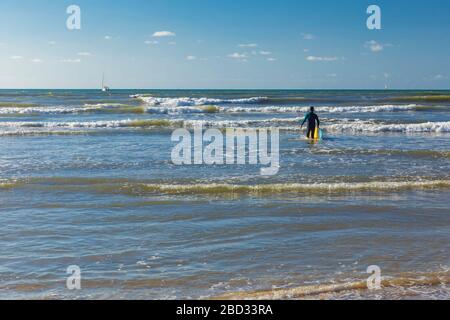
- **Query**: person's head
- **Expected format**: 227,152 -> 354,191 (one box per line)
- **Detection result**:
310,106 -> 315,112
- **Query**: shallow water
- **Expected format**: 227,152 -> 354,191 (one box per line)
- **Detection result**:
0,89 -> 449,299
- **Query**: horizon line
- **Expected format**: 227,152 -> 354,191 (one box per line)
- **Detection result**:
1,88 -> 450,91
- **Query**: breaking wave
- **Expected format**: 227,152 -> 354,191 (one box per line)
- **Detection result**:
214,271 -> 450,300
0,117 -> 305,130
3,117 -> 450,130
0,102 -> 433,116
123,180 -> 450,195
131,95 -> 268,107
0,106 -> 87,115
327,121 -> 450,133
143,104 -> 420,115
221,104 -> 419,114
2,177 -> 450,195
0,179 -> 22,189
2,118 -> 450,135
0,103 -> 140,115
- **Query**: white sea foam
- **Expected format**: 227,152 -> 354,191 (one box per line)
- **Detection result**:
0,103 -> 418,115
223,104 -> 418,113
0,120 -> 139,128
132,95 -> 268,107
144,106 -> 211,114
181,117 -> 305,128
0,106 -> 87,115
82,103 -> 128,108
1,119 -> 449,133
0,103 -> 129,115
136,179 -> 450,195
327,121 -> 450,133
0,117 -> 303,129
143,104 -> 418,114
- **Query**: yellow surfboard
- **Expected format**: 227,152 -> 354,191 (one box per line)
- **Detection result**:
307,127 -> 322,141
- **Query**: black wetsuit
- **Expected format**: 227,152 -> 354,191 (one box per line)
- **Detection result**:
301,111 -> 320,138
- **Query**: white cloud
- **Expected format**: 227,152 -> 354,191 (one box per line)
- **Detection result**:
186,55 -> 197,61
228,53 -> 248,60
431,74 -> 448,80
61,58 -> 81,63
327,73 -> 337,78
251,50 -> 272,56
168,41 -> 177,45
301,33 -> 315,40
48,41 -> 56,45
238,43 -> 258,48
303,49 -> 310,53
104,35 -> 112,40
153,31 -> 176,37
31,58 -> 43,63
77,52 -> 92,56
306,56 -> 340,62
267,58 -> 277,62
10,55 -> 23,60
145,40 -> 159,45
365,40 -> 385,52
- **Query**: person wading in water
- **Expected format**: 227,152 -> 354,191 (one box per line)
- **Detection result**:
301,106 -> 320,139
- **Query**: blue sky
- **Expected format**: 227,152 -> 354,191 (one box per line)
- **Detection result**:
0,0 -> 449,89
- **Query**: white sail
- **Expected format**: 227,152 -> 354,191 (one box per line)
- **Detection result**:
102,73 -> 110,92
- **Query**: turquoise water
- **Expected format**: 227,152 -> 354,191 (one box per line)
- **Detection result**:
0,89 -> 449,299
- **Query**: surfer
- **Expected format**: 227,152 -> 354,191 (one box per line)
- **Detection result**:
301,107 -> 320,139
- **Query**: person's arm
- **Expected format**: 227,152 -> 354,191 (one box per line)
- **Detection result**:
301,114 -> 309,127
316,115 -> 320,127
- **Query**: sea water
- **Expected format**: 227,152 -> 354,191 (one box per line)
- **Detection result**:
0,89 -> 449,299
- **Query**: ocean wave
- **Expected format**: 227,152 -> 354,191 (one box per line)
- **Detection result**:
125,180 -> 450,195
327,121 -> 450,133
391,95 -> 450,102
0,117 -> 306,130
0,104 -> 218,116
310,148 -> 450,159
2,118 -> 449,135
0,102 -> 40,108
0,103 -> 138,115
0,179 -> 22,189
82,103 -> 130,108
0,106 -> 88,115
144,105 -> 220,114
221,104 -> 419,114
0,129 -> 104,137
142,103 -> 420,114
2,177 -> 450,195
0,119 -> 180,129
214,271 -> 450,300
0,103 -> 427,116
131,95 -> 268,107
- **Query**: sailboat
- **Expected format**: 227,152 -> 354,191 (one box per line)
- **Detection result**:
101,73 -> 110,92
